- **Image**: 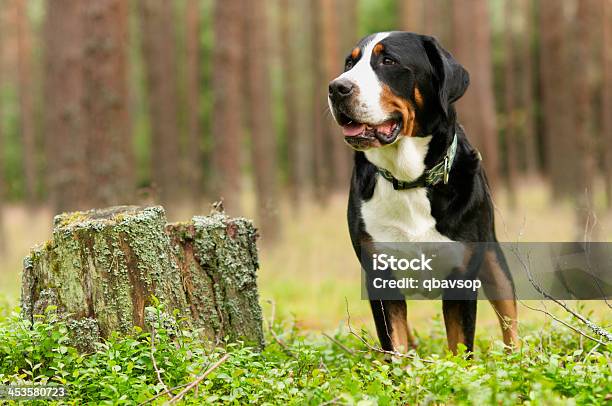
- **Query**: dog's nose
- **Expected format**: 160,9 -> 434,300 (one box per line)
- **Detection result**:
329,79 -> 354,98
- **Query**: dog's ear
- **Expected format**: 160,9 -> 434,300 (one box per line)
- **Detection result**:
421,35 -> 469,116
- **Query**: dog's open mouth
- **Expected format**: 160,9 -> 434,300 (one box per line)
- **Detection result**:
336,111 -> 402,149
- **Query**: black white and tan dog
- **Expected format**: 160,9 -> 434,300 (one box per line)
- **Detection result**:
327,32 -> 519,354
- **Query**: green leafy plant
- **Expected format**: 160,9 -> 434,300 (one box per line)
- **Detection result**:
0,301 -> 610,405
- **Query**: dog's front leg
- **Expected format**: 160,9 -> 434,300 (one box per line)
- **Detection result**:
369,300 -> 416,353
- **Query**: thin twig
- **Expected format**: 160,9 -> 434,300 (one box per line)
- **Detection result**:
266,299 -> 296,358
322,332 -> 356,355
580,194 -> 612,310
137,382 -> 191,406
519,300 -> 607,346
344,298 -> 433,363
138,362 -> 212,405
150,328 -> 170,395
585,343 -> 601,360
511,246 -> 612,343
167,353 -> 231,404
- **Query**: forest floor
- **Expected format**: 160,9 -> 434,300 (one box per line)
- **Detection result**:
1,176 -> 612,334
0,177 -> 611,404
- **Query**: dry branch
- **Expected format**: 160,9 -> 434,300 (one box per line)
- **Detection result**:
344,299 -> 433,363
510,245 -> 612,344
167,353 -> 231,404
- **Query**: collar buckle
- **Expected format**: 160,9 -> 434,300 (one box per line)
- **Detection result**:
443,156 -> 450,185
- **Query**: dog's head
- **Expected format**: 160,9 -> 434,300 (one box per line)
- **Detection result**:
328,32 -> 469,150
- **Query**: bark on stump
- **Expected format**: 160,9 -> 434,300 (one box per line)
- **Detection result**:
21,206 -> 264,350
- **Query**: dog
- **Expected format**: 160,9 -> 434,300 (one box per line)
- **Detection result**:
327,32 -> 518,354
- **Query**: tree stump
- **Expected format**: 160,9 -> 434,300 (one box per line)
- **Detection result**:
21,206 -> 264,350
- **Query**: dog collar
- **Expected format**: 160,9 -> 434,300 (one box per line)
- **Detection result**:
376,133 -> 458,190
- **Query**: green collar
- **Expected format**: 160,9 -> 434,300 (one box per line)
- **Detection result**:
376,133 -> 458,190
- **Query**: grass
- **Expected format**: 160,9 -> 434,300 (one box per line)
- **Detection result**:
0,177 -> 611,403
0,301 -> 610,405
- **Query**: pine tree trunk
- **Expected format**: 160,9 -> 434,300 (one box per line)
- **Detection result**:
310,0 -> 330,202
244,0 -> 280,241
44,0 -> 87,213
16,0 -> 37,204
0,36 -> 5,255
21,206 -> 264,351
451,0 -> 499,191
519,0 -> 538,174
399,0 -> 424,32
185,0 -> 202,202
211,0 -> 243,215
139,0 -> 181,205
82,0 -> 133,207
320,0 -> 351,189
603,0 -> 612,208
504,0 -> 518,208
280,0 -> 302,207
297,0 -> 317,199
540,0 -> 575,199
337,0 -> 358,51
423,0 -> 447,41
573,0 -> 596,236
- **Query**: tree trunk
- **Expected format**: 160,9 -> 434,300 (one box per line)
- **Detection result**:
424,0 -> 450,43
504,0 -> 518,208
82,0 -> 133,208
139,0 -> 181,205
519,0 -> 538,174
185,0 -> 202,202
22,206 -> 264,351
16,0 -> 37,204
167,212 -> 263,347
0,30 -> 5,256
337,0 -> 358,51
320,0 -> 351,189
603,0 -> 612,208
43,0 -> 87,213
398,0 -> 424,33
298,0 -> 317,199
211,0 -> 243,215
451,0 -> 499,191
539,0 -> 575,199
280,0 -> 302,207
244,0 -> 280,241
572,0 -> 597,237
310,0 -> 329,202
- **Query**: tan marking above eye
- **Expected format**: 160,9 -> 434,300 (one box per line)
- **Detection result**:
351,47 -> 361,59
373,43 -> 384,55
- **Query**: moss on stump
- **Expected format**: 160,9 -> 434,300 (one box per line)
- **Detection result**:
21,206 -> 264,349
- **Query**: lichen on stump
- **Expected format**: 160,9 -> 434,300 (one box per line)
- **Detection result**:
167,213 -> 264,348
21,205 -> 264,349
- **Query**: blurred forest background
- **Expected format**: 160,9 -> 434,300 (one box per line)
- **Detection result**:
0,0 -> 611,326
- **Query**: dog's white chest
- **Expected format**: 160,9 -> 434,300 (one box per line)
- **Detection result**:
361,180 -> 450,242
361,136 -> 451,243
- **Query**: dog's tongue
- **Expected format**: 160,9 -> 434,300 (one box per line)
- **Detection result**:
342,120 -> 396,137
342,123 -> 366,137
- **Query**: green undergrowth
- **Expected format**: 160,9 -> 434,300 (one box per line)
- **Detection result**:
0,300 -> 610,405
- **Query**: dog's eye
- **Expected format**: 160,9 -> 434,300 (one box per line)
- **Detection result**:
381,57 -> 397,66
345,60 -> 354,70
